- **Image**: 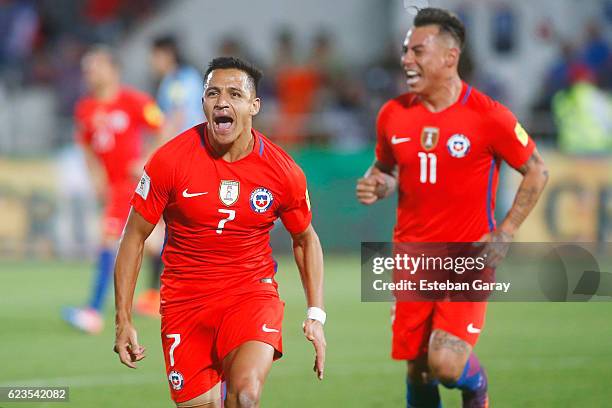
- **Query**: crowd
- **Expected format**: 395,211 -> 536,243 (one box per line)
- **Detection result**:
0,0 -> 610,153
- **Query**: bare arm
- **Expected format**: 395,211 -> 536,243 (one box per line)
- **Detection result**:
292,224 -> 324,309
478,149 -> 549,266
356,160 -> 398,205
291,224 -> 326,380
113,208 -> 156,368
81,144 -> 107,200
499,149 -> 549,235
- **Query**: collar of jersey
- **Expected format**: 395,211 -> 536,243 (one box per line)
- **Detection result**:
417,81 -> 469,115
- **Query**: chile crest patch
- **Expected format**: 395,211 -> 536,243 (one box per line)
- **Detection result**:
446,134 -> 471,158
168,370 -> 184,390
250,188 -> 274,213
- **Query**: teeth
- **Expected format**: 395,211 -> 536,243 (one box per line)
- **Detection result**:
406,76 -> 420,85
406,70 -> 418,77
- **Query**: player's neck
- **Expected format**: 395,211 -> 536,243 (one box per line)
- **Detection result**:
93,82 -> 120,102
207,128 -> 255,162
420,76 -> 463,113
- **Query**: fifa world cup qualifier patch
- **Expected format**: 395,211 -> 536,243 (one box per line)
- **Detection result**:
250,187 -> 274,213
514,122 -> 529,147
168,370 -> 184,391
135,171 -> 151,199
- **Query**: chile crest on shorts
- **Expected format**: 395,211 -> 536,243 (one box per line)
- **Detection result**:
168,370 -> 184,390
446,134 -> 471,158
250,187 -> 274,213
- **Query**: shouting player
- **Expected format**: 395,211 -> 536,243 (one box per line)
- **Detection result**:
63,46 -> 164,334
113,57 -> 326,407
356,8 -> 548,408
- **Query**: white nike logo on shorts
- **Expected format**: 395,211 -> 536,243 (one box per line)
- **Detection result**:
262,324 -> 279,333
391,135 -> 411,145
467,323 -> 481,334
182,189 -> 208,198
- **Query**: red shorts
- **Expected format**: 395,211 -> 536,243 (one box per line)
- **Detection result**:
160,291 -> 284,403
102,183 -> 133,237
391,301 -> 487,360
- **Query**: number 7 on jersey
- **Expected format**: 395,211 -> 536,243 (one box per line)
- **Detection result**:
217,209 -> 236,234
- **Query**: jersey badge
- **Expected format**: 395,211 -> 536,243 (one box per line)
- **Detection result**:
143,102 -> 164,128
219,180 -> 240,206
514,122 -> 529,147
250,187 -> 274,213
420,127 -> 439,151
168,370 -> 184,390
447,134 -> 471,158
135,171 -> 151,199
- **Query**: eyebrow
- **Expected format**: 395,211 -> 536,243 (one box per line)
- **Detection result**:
205,85 -> 244,93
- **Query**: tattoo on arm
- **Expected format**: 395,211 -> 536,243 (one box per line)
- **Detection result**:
517,151 -> 548,178
504,150 -> 548,232
429,330 -> 470,355
507,185 -> 538,227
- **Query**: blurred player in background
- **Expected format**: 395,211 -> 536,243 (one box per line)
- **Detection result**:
62,46 -> 165,334
113,57 -> 326,407
356,8 -> 548,408
132,34 -> 205,317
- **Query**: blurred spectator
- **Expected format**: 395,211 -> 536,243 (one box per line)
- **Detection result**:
0,0 -> 39,82
552,68 -> 612,154
52,35 -> 86,118
582,21 -> 611,82
150,34 -> 204,136
532,40 -> 579,131
307,31 -> 368,149
271,28 -> 322,146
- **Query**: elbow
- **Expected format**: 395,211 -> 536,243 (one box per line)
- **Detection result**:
291,225 -> 319,249
526,161 -> 549,189
538,163 -> 550,187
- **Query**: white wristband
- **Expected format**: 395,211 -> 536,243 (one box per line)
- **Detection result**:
306,307 -> 326,325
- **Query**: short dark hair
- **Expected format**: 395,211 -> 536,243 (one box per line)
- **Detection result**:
414,7 -> 465,50
83,44 -> 120,67
152,34 -> 184,65
204,56 -> 263,95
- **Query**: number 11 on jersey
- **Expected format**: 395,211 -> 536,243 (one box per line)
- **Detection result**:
418,152 -> 437,184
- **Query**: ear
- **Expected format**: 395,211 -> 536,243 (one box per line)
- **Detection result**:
446,47 -> 460,68
250,97 -> 261,116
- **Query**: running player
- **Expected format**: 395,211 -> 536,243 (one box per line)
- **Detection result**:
62,46 -> 164,334
113,56 -> 326,407
356,8 -> 548,407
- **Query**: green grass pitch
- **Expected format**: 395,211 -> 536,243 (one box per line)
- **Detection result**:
1,256 -> 611,407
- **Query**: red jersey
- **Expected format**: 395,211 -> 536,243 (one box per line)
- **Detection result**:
74,87 -> 163,187
376,83 -> 535,242
131,124 -> 312,314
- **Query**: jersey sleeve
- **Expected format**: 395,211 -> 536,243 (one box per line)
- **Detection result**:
375,102 -> 396,167
279,163 -> 312,235
488,103 -> 536,169
130,148 -> 173,224
132,91 -> 165,132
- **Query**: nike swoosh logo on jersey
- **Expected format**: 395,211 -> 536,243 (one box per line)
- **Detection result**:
262,324 -> 280,333
391,135 -> 411,145
182,189 -> 208,198
467,323 -> 481,334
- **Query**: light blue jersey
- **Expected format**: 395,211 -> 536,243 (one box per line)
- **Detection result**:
157,66 -> 204,134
